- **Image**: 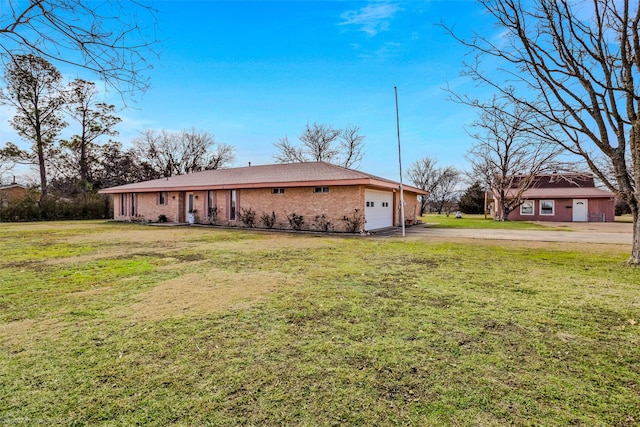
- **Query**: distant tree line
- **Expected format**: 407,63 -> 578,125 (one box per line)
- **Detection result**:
0,55 -> 234,221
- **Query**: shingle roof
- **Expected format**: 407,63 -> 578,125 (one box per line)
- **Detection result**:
0,183 -> 26,190
98,162 -> 427,194
510,187 -> 615,199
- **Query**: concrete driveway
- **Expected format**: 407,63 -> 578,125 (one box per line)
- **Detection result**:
386,222 -> 633,245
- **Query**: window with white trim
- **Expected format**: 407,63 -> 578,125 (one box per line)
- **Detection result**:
313,187 -> 329,193
540,200 -> 554,215
272,188 -> 285,194
520,200 -> 534,215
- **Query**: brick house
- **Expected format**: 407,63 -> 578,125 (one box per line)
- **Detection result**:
491,173 -> 616,222
98,162 -> 427,232
0,183 -> 30,207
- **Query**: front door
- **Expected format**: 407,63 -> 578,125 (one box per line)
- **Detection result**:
572,199 -> 587,222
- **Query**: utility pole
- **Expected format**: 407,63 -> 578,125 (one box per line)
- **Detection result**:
394,86 -> 405,238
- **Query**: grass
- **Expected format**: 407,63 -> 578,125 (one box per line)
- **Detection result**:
1,220 -> 639,426
422,213 -> 557,229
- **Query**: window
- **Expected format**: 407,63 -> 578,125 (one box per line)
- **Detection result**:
314,187 -> 329,193
272,188 -> 285,194
187,193 -> 194,213
158,191 -> 168,205
382,202 -> 389,207
207,190 -> 216,219
520,200 -> 534,215
540,200 -> 554,215
130,193 -> 137,216
120,194 -> 126,216
230,189 -> 237,220
366,201 -> 375,207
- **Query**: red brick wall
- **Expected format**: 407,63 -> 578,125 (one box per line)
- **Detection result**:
112,185 -> 425,231
235,186 -> 363,232
0,187 -> 30,204
114,186 -> 362,231
113,191 -> 182,222
399,191 -> 421,225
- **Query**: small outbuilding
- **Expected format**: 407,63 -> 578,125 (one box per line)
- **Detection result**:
491,173 -> 616,222
98,162 -> 427,232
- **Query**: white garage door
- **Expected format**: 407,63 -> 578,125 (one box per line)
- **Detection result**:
364,189 -> 393,230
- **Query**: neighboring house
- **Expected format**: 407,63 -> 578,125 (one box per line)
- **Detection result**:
98,162 -> 427,232
0,183 -> 30,207
491,173 -> 616,222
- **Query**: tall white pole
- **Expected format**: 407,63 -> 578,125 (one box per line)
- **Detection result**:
394,86 -> 406,238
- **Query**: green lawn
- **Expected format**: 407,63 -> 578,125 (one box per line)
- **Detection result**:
422,213 -> 557,229
1,221 -> 638,426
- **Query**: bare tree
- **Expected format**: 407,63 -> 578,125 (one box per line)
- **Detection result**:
0,0 -> 158,96
464,96 -> 563,220
300,122 -> 341,162
273,122 -> 366,168
272,136 -> 306,164
406,156 -> 460,214
339,125 -> 365,168
134,128 -> 235,178
0,54 -> 66,201
429,167 -> 460,215
445,0 -> 640,263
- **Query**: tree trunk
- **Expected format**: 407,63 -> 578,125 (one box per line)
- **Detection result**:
630,209 -> 640,265
36,136 -> 48,202
499,200 -> 510,221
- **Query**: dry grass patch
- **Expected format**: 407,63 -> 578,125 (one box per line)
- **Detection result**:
0,318 -> 66,348
127,269 -> 293,322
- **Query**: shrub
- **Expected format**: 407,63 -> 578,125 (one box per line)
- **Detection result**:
208,206 -> 218,223
237,207 -> 256,227
615,198 -> 631,216
158,214 -> 168,223
343,209 -> 364,233
0,191 -> 40,221
260,211 -> 277,229
313,214 -> 332,232
0,191 -> 111,222
287,212 -> 304,231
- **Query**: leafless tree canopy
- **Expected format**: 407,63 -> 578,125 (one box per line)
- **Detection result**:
0,0 -> 158,96
464,96 -> 563,220
134,128 -> 236,178
273,122 -> 365,169
406,156 -> 460,214
446,0 -> 640,263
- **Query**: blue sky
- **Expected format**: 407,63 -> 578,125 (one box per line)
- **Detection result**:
1,0 -> 499,183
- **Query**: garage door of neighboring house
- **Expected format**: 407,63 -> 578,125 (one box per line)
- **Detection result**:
572,199 -> 588,222
364,189 -> 393,230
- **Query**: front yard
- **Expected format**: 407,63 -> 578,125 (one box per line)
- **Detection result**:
0,221 -> 638,425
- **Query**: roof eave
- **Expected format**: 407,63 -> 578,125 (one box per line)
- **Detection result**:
98,177 -> 428,195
